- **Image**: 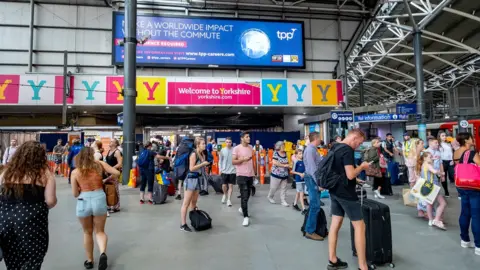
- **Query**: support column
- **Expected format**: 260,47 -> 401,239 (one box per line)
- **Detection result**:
413,30 -> 426,141
62,51 -> 68,126
28,0 -> 35,72
122,0 -> 137,185
337,17 -> 347,108
359,78 -> 365,107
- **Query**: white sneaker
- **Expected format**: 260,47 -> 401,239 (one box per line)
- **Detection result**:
268,197 -> 276,204
107,212 -> 110,218
239,207 -> 250,217
428,220 -> 433,226
363,183 -> 371,188
227,200 -> 232,207
461,240 -> 475,248
475,247 -> 480,256
374,190 -> 385,199
242,217 -> 250,227
281,201 -> 289,207
221,195 -> 226,204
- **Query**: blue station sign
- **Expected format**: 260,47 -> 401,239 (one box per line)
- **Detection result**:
355,114 -> 408,123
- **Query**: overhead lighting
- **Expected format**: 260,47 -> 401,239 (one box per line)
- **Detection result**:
67,106 -> 72,109
166,106 -> 170,109
238,112 -> 241,115
83,111 -> 87,114
303,112 -> 306,115
254,107 -> 258,109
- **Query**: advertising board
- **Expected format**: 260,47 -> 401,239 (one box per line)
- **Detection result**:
112,13 -> 305,68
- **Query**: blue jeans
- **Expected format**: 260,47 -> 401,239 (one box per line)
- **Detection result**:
305,175 -> 321,234
458,189 -> 480,248
140,168 -> 155,193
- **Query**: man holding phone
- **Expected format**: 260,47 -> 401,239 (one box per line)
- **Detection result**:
232,132 -> 256,227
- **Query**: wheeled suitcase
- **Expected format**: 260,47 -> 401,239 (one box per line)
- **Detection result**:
351,196 -> 394,269
208,175 -> 224,194
152,181 -> 168,204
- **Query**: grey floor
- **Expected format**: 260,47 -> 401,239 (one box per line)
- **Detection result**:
1,178 -> 479,270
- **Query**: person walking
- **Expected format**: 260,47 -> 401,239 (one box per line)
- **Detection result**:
232,132 -> 256,227
364,139 -> 386,199
303,132 -> 325,241
327,129 -> 373,270
53,139 -> 65,176
2,139 -> 18,165
105,139 -> 122,212
70,147 -> 120,269
67,139 -> 84,184
453,132 -> 480,255
267,141 -> 291,206
180,137 -> 210,232
439,131 -> 454,192
0,141 -> 57,269
219,137 -> 236,207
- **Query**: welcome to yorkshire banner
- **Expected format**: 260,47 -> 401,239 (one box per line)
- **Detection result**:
0,74 -> 343,107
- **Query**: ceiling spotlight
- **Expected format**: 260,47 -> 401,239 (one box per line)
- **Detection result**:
67,106 -> 72,109
166,106 -> 170,109
237,112 -> 241,115
303,112 -> 306,115
83,111 -> 87,114
254,107 -> 258,109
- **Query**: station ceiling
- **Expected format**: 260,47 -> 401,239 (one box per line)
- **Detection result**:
346,0 -> 480,108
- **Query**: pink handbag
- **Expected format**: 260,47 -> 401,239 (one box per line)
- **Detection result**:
455,151 -> 480,191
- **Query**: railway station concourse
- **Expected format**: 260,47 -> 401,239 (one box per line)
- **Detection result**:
0,0 -> 480,269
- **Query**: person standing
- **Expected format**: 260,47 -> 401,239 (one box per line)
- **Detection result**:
71,147 -> 120,269
105,139 -> 123,213
383,133 -> 399,185
453,132 -> 480,255
327,129 -> 373,270
291,149 -> 307,214
219,137 -> 236,207
267,141 -> 290,206
254,140 -> 263,152
439,131 -> 454,188
364,139 -> 386,199
0,141 -> 57,269
2,138 -> 18,165
92,140 -> 104,161
139,142 -> 157,204
232,132 -> 256,227
427,138 -> 447,197
303,132 -> 324,241
67,139 -> 83,184
53,139 -> 65,176
180,137 -> 210,232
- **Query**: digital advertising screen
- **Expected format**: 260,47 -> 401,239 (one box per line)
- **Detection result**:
112,13 -> 305,69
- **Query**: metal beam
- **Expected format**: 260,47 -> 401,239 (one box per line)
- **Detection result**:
375,65 -> 415,80
444,7 -> 480,24
369,72 -> 410,89
27,0 -> 35,72
385,56 -> 441,78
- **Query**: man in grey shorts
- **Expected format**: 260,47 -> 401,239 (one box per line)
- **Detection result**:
326,129 -> 373,270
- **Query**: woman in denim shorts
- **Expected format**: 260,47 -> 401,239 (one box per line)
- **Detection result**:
180,137 -> 210,232
71,147 -> 120,270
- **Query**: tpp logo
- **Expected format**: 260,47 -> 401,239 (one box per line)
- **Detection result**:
277,28 -> 297,40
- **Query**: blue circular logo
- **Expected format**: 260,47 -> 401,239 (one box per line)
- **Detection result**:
240,29 -> 270,59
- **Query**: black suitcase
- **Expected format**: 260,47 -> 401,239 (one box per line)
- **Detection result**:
208,175 -> 224,194
351,198 -> 394,269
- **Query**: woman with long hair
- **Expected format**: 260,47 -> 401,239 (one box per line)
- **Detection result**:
267,141 -> 291,206
453,132 -> 480,255
92,140 -> 104,161
416,151 -> 447,230
180,137 -> 210,232
364,138 -> 385,199
0,141 -> 57,269
105,139 -> 122,213
71,147 -> 120,269
406,138 -> 425,187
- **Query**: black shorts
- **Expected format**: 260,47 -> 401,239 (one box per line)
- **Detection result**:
55,157 -> 62,165
221,173 -> 236,185
330,195 -> 363,221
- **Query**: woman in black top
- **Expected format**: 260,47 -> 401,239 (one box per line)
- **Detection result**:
0,141 -> 57,269
105,139 -> 122,213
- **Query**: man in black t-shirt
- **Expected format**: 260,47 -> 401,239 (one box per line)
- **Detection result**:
327,129 -> 373,270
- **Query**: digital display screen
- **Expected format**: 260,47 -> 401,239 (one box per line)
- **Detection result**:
112,13 -> 305,69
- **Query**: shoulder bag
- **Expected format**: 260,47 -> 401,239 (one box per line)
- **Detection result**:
455,150 -> 480,191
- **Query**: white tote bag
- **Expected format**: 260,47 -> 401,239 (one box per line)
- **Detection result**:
410,167 -> 440,205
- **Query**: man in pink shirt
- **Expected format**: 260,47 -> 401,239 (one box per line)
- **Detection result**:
232,132 -> 256,227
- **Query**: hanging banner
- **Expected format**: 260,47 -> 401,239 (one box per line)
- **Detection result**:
106,76 -> 167,105
167,79 -> 261,105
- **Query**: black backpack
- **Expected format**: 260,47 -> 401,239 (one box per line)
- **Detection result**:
301,208 -> 328,238
315,144 -> 348,190
189,208 -> 212,231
